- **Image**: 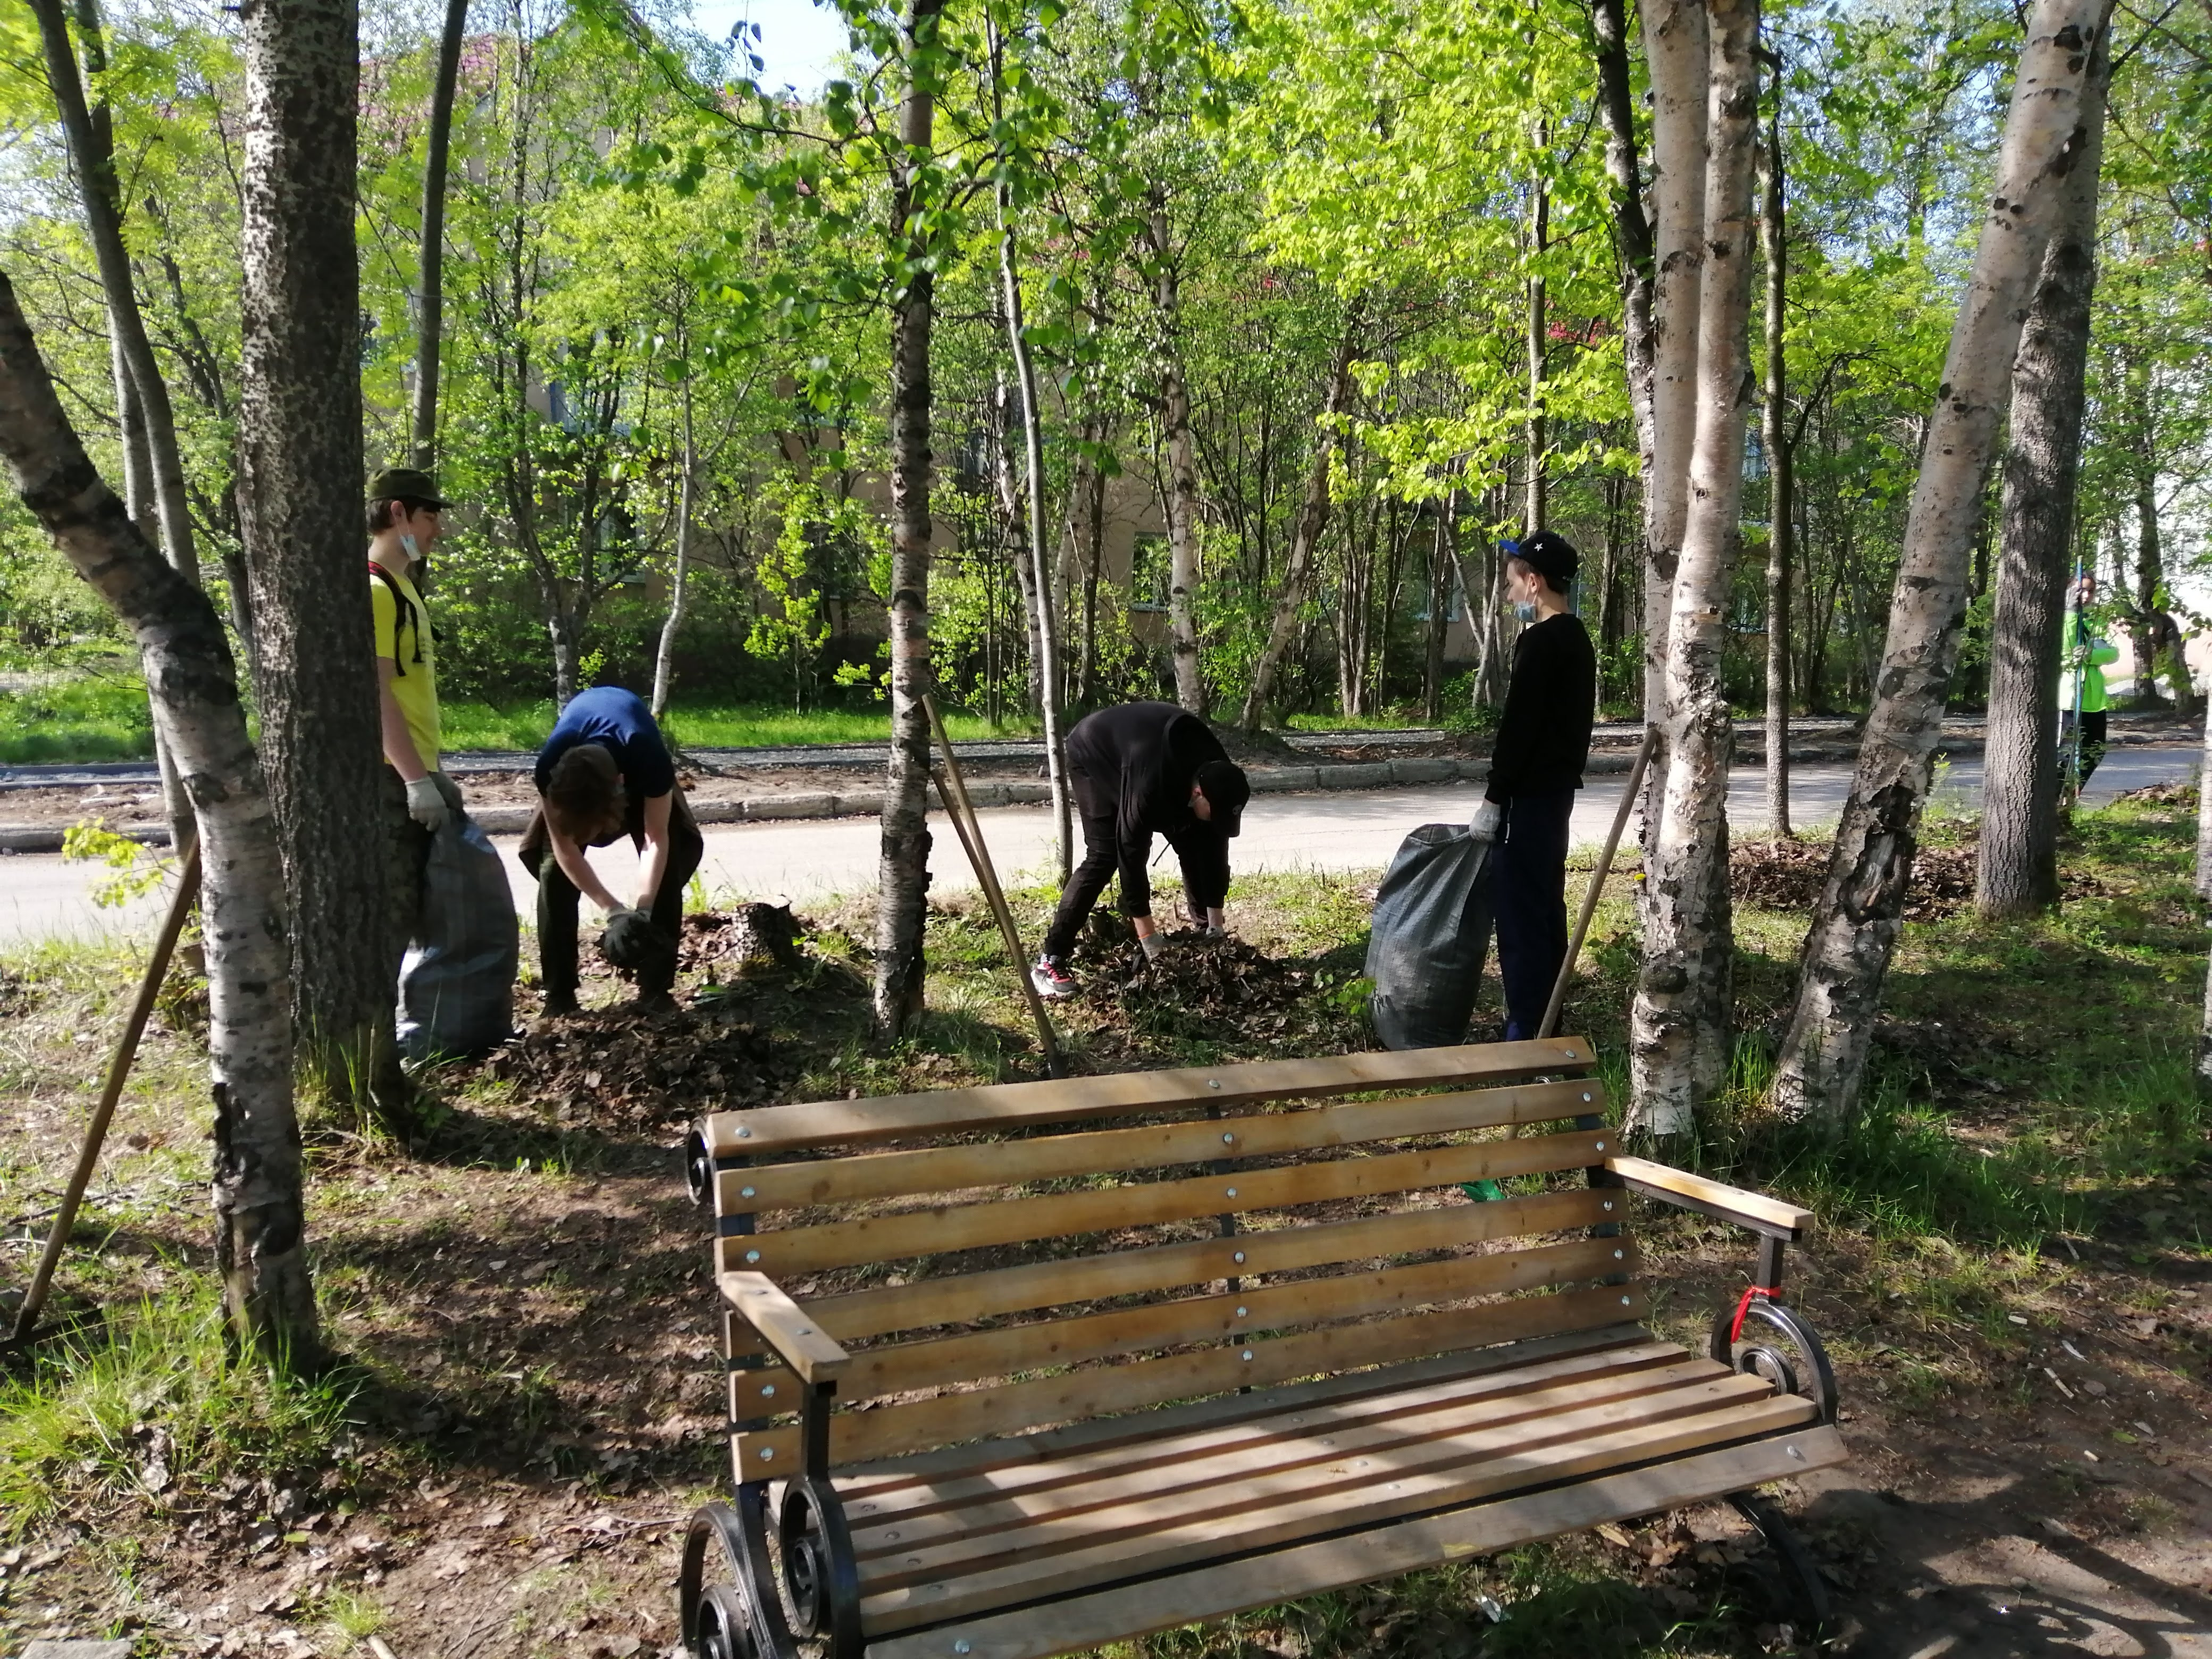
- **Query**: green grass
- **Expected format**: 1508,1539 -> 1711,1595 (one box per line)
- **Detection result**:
0,1287 -> 361,1536
437,698 -> 1026,753
0,669 -> 154,763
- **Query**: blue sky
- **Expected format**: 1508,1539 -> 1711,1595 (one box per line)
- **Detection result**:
686,0 -> 851,92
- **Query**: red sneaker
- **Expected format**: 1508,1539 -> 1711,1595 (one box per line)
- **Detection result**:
1030,955 -> 1077,1000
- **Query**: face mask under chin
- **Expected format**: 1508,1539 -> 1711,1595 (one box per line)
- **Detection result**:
1513,600 -> 1538,623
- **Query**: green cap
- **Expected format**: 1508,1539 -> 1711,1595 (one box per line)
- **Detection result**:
366,466 -> 451,508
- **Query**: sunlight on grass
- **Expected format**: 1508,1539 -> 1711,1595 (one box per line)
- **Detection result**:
439,698 -> 1026,752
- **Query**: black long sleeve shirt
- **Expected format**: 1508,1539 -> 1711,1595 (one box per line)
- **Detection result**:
1485,612 -> 1597,803
1066,701 -> 1231,917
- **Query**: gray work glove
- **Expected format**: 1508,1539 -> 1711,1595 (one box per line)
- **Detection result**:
405,773 -> 451,833
1138,931 -> 1166,962
1469,800 -> 1504,842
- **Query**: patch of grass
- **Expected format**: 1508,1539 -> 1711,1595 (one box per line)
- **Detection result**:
311,1585 -> 390,1653
0,666 -> 154,763
0,1287 -> 361,1536
439,698 -> 1024,753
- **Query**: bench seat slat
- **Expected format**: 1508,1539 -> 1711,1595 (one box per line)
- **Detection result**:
731,1282 -> 1649,1479
726,1234 -> 1640,1407
720,1128 -> 1612,1278
703,1039 -> 1596,1157
860,1385 -> 1817,1631
838,1338 -> 1687,1528
860,1426 -> 1850,1659
849,1350 -> 1721,1558
717,1080 -> 1604,1214
732,1186 -> 1614,1355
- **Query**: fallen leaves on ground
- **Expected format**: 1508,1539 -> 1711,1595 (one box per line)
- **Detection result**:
1731,836 -> 2106,921
473,1003 -> 797,1127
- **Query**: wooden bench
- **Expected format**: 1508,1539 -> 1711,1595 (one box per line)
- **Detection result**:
676,1038 -> 1846,1659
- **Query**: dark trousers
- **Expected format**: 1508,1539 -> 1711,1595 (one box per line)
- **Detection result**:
1039,767 -> 1229,960
2064,710 -> 2108,788
380,769 -> 464,987
520,792 -> 703,1001
1492,789 -> 1574,1042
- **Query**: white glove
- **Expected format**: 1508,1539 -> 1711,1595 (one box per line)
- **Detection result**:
405,773 -> 450,833
1470,800 -> 1503,841
1138,931 -> 1166,961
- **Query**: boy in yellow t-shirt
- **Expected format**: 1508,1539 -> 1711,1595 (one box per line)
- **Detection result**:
368,466 -> 462,973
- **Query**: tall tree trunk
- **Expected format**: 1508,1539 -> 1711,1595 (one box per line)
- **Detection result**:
1638,0 -> 1707,726
31,0 -> 200,594
989,75 -> 1072,881
994,376 -> 1045,717
1525,154 -> 1549,536
1592,0 -> 1658,610
1080,432 -> 1108,709
1629,0 -> 1761,1142
873,0 -> 946,1038
1241,311 -> 1360,731
1978,28 -> 2109,915
1760,99 -> 1792,841
410,0 -> 469,467
1424,493 -> 1453,720
236,0 -> 399,1126
0,271 -> 319,1368
2196,686 -> 2212,899
1151,210 -> 1205,713
651,384 -> 693,719
1774,0 -> 2115,1123
2130,440 -> 2164,708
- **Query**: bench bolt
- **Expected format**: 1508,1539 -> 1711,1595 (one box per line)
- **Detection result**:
741,1186 -> 756,1198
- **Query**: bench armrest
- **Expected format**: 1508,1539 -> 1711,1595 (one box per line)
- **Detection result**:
721,1271 -> 851,1384
1604,1157 -> 1812,1241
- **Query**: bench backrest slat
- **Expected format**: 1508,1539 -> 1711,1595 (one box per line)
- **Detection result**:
736,1186 -> 1616,1351
729,1282 -> 1650,1479
702,1038 -> 1596,1156
720,1127 -> 1611,1279
701,1038 -> 1627,1485
715,1078 -> 1600,1214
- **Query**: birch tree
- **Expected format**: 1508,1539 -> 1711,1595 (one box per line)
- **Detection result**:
1978,20 -> 2112,915
409,0 -> 470,466
1777,0 -> 2119,1122
1630,0 -> 1762,1141
0,271 -> 320,1367
1759,94 -> 1792,841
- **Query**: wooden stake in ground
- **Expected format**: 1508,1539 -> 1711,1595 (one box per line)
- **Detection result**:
924,694 -> 1066,1077
1775,0 -> 2118,1123
10,841 -> 202,1347
1539,728 -> 1657,1042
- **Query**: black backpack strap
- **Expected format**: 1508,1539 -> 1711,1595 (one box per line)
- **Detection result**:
370,564 -> 423,676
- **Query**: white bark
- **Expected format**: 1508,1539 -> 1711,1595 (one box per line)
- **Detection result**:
1629,0 -> 1761,1141
0,271 -> 317,1365
1775,0 -> 2117,1122
651,384 -> 693,719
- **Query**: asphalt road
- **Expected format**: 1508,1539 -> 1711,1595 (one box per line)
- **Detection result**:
1,745 -> 2194,945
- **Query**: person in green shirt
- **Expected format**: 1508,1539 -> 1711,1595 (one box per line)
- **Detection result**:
2059,573 -> 2119,790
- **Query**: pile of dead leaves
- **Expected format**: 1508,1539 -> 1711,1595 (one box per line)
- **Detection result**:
1075,927 -> 1354,1051
2116,778 -> 2198,809
475,1006 -> 795,1128
1731,839 -> 1979,921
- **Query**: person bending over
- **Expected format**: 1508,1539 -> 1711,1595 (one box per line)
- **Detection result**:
1471,530 -> 1596,1042
1031,700 -> 1252,1000
521,686 -> 705,1017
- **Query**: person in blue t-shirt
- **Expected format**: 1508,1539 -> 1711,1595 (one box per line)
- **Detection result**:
520,687 -> 704,1017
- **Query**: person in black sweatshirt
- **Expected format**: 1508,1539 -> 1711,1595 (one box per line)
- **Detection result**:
1032,701 -> 1252,999
1471,529 -> 1596,1041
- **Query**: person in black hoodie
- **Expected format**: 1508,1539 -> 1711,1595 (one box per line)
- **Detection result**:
1472,530 -> 1596,1041
1031,701 -> 1252,999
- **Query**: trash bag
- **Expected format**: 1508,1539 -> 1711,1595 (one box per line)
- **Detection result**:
397,812 -> 520,1063
1365,823 -> 1495,1051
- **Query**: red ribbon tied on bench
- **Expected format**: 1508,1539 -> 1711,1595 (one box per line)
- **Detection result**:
1729,1285 -> 1782,1345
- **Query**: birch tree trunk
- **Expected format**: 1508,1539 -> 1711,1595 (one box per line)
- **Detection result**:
1628,0 -> 1761,1141
873,0 -> 946,1038
1525,157 -> 1549,535
30,0 -> 200,593
2196,688 -> 2212,898
1151,211 -> 1206,714
1760,103 -> 1792,841
1775,0 -> 2116,1122
651,384 -> 693,719
410,0 -> 469,467
994,376 -> 1045,717
236,0 -> 400,1127
0,271 -> 320,1368
990,91 -> 1072,879
1978,22 -> 2109,915
1239,313 -> 1359,732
